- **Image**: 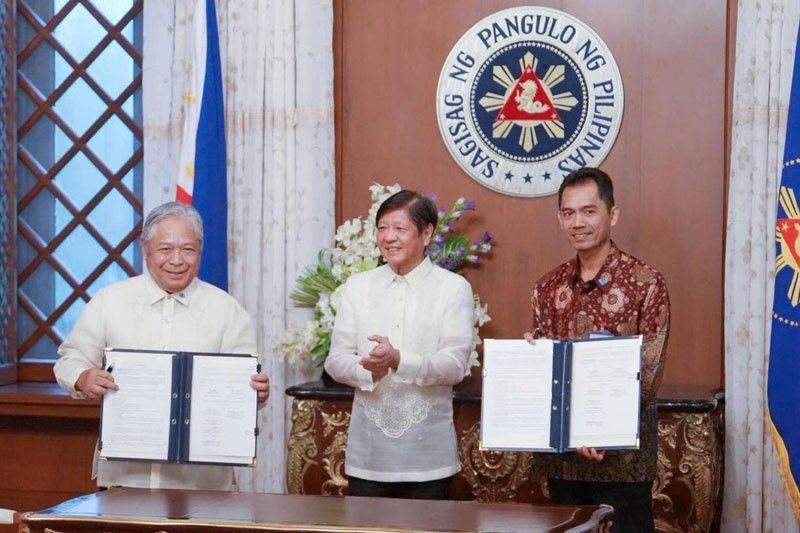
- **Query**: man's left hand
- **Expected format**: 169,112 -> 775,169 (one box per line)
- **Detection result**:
360,335 -> 400,374
250,373 -> 270,406
577,446 -> 605,462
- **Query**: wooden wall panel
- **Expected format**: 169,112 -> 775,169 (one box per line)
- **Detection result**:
336,0 -> 727,387
0,415 -> 97,513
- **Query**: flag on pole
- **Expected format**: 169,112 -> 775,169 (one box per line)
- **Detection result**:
176,0 -> 228,291
768,21 -> 800,520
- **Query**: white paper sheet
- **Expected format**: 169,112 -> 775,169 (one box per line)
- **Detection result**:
568,336 -> 642,449
187,355 -> 258,464
100,351 -> 174,460
481,339 -> 555,450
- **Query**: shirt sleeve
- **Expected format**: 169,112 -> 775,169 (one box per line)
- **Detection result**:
324,278 -> 376,391
639,272 -> 671,404
393,278 -> 474,387
53,291 -> 108,398
529,283 -> 547,338
220,300 -> 258,355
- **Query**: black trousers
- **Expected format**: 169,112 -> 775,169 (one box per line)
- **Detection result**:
548,478 -> 655,533
348,475 -> 453,500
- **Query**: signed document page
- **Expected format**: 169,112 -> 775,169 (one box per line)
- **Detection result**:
568,336 -> 642,449
188,355 -> 258,464
100,351 -> 174,461
481,339 -> 555,451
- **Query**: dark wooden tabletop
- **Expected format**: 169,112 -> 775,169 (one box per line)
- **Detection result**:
22,487 -> 614,532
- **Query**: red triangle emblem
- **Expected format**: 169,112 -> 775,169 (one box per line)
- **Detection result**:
496,66 -> 561,122
778,218 -> 800,267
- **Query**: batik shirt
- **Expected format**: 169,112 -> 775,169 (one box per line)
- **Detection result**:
530,242 -> 670,482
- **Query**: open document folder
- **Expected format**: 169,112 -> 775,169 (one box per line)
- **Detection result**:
99,348 -> 259,466
480,336 -> 642,452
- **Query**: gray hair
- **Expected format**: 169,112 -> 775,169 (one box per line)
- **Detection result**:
141,202 -> 204,247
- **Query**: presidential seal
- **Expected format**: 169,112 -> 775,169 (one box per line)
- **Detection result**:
436,7 -> 624,197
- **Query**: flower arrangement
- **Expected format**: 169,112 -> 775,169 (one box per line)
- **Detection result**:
280,184 -> 493,372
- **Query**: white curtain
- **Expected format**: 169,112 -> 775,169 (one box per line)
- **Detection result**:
724,0 -> 800,530
143,0 -> 334,493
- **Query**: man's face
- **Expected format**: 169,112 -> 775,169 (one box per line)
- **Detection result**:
143,216 -> 202,293
377,208 -> 433,276
557,181 -> 619,253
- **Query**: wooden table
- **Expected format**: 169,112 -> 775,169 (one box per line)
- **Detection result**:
22,487 -> 613,532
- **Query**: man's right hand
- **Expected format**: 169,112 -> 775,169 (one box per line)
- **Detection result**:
75,368 -> 118,400
524,332 -> 548,345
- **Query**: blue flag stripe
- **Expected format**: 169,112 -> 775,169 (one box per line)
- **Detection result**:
193,0 -> 228,291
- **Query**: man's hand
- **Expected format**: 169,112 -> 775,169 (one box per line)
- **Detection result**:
250,373 -> 270,406
577,446 -> 606,462
360,335 -> 400,381
75,367 -> 118,400
523,332 -> 549,345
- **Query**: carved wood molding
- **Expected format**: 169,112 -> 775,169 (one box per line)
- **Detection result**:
286,395 -> 724,533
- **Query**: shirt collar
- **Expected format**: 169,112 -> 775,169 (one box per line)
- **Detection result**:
382,256 -> 434,289
569,241 -> 620,292
144,273 -> 198,306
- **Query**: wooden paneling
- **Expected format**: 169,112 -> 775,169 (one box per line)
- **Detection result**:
0,385 -> 98,514
335,0 -> 728,387
0,416 -> 98,512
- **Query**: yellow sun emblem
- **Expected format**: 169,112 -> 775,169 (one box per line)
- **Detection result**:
776,186 -> 800,306
478,51 -> 578,152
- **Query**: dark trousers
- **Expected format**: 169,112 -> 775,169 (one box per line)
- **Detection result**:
548,478 -> 655,533
348,475 -> 453,500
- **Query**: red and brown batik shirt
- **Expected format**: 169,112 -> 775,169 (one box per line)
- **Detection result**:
530,242 -> 670,482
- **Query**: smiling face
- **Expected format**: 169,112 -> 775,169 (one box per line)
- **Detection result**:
376,207 -> 433,276
143,216 -> 202,293
557,180 -> 619,255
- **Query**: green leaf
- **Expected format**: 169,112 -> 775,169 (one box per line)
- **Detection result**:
440,236 -> 469,259
290,250 -> 339,307
309,334 -> 332,366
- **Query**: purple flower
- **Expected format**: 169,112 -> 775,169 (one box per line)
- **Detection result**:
466,254 -> 479,264
434,234 -> 446,244
438,209 -> 447,218
436,257 -> 463,272
481,231 -> 493,243
429,193 -> 438,203
463,200 -> 477,211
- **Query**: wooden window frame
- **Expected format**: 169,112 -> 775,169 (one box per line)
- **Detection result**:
4,0 -> 144,385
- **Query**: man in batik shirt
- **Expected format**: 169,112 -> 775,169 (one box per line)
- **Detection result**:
528,167 -> 670,533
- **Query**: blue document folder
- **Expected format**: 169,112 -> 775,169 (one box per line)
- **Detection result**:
480,336 -> 642,453
99,348 -> 259,466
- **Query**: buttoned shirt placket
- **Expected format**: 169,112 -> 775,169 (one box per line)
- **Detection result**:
150,294 -> 174,488
159,295 -> 175,351
388,275 -> 408,356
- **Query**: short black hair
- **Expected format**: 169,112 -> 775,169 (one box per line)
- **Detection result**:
376,190 -> 438,234
558,167 -> 615,211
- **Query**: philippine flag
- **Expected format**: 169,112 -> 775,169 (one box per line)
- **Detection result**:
176,0 -> 228,291
767,20 -> 800,520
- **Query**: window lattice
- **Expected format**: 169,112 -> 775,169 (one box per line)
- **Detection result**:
16,0 -> 144,361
